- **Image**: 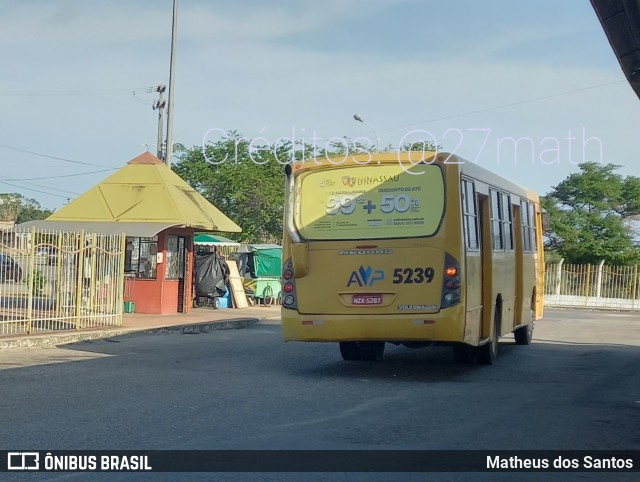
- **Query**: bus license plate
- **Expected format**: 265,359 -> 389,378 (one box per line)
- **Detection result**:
352,294 -> 382,305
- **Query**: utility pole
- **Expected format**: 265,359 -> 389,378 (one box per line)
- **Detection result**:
165,0 -> 178,167
153,85 -> 167,160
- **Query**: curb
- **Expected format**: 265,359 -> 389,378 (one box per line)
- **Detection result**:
135,317 -> 260,334
0,318 -> 260,351
546,305 -> 640,314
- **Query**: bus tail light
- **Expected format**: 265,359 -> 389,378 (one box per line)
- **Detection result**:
444,279 -> 459,290
441,252 -> 461,308
281,258 -> 298,309
444,266 -> 458,277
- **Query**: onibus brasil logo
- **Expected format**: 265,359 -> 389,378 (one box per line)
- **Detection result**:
347,265 -> 384,287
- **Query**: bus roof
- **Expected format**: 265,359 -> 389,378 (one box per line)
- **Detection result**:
457,156 -> 540,202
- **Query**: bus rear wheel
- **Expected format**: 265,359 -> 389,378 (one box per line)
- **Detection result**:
477,308 -> 500,365
453,344 -> 476,364
339,342 -> 385,361
514,309 -> 534,345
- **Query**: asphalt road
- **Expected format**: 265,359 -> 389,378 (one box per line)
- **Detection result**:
0,308 -> 638,481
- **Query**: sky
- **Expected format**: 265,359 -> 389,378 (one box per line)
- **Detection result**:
1,0 -> 639,210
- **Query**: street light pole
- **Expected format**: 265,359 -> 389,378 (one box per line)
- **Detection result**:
165,0 -> 178,167
353,114 -> 380,153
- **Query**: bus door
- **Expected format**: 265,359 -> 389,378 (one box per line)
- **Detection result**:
513,203 -> 524,327
462,179 -> 483,340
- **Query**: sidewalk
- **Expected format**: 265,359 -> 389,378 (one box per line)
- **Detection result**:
0,305 -> 281,350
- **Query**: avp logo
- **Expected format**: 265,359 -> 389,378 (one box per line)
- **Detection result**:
7,452 -> 39,471
347,266 -> 384,287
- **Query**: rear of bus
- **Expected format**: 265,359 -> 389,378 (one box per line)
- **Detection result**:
281,152 -> 470,353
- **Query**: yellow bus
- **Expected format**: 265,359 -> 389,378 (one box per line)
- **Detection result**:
281,151 -> 544,365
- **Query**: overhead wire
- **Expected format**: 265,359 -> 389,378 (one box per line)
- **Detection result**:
0,176 -> 80,196
0,84 -> 159,200
0,86 -> 157,97
0,180 -> 73,200
6,169 -> 115,181
0,79 -> 627,199
0,143 -> 120,169
0,145 -> 119,200
371,79 -> 627,135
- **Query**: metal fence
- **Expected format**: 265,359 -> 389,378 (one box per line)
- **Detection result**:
544,259 -> 640,309
218,245 -> 244,260
0,227 -> 126,336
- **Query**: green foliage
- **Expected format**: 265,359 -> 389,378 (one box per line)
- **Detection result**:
24,270 -> 47,296
543,162 -> 640,265
0,193 -> 53,224
172,135 -> 285,243
400,140 -> 441,152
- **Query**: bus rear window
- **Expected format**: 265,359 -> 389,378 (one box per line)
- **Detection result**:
294,163 -> 445,240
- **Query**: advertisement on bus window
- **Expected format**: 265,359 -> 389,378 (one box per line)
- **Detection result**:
295,164 -> 444,240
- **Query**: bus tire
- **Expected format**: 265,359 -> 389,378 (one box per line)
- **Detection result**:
340,342 -> 360,360
514,308 -> 534,345
477,305 -> 500,365
453,344 -> 475,364
339,342 -> 385,361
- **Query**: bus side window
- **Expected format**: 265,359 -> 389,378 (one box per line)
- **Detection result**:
519,200 -> 538,252
490,189 -> 504,250
529,203 -> 537,250
502,193 -> 513,251
462,180 -> 479,250
520,200 -> 532,251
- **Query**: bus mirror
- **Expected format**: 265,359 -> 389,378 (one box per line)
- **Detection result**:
541,212 -> 550,231
291,243 -> 309,278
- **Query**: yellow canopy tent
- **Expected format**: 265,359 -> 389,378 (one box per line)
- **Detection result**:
42,152 -> 241,233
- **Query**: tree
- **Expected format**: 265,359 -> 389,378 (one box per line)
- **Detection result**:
172,135 -> 286,243
542,162 -> 640,265
0,193 -> 53,224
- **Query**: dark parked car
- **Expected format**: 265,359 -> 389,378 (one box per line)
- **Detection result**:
0,254 -> 22,282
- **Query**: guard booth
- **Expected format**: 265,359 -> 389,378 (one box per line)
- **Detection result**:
18,152 -> 242,315
234,244 -> 282,305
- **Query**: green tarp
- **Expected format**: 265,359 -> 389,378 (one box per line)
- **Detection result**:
252,247 -> 282,277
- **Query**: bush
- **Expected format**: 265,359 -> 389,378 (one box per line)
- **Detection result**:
24,270 -> 47,296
